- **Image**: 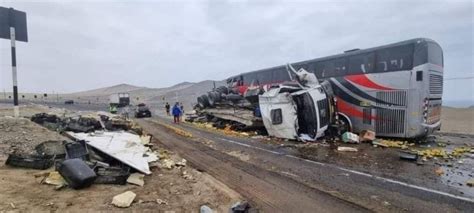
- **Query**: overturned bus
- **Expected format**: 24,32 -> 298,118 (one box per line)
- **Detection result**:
196,38 -> 443,139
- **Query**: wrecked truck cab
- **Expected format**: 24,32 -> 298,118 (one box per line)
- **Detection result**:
259,84 -> 329,141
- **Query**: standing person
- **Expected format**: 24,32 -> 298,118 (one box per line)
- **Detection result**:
179,103 -> 185,121
165,102 -> 170,116
172,102 -> 182,123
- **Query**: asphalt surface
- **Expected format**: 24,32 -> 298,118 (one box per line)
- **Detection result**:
137,116 -> 474,212
24,102 -> 474,212
137,118 -> 369,212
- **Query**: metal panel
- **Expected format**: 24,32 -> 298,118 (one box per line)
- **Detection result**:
0,7 -> 28,42
429,74 -> 443,94
375,108 -> 405,135
376,91 -> 407,106
317,99 -> 329,127
363,108 -> 372,124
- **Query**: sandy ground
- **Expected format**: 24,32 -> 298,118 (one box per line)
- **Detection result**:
0,105 -> 242,212
441,107 -> 474,134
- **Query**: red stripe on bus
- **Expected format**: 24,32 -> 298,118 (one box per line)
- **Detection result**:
337,98 -> 377,120
345,74 -> 393,90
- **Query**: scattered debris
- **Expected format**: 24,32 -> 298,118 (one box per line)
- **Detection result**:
230,201 -> 250,213
372,139 -> 409,149
127,173 -> 145,186
342,132 -> 359,144
162,159 -> 175,169
200,205 -> 213,213
182,170 -> 193,180
35,141 -> 66,158
6,153 -> 54,170
175,159 -> 187,167
43,171 -> 67,189
337,147 -> 358,152
359,130 -> 375,142
95,166 -> 131,185
156,198 -> 168,205
399,151 -> 418,161
64,140 -> 89,160
435,167 -> 444,176
112,191 -> 136,208
57,158 -> 97,189
67,131 -> 158,174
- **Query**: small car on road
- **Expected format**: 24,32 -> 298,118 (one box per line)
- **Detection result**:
135,103 -> 152,118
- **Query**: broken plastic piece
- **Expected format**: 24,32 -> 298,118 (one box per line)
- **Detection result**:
57,158 -> 97,189
6,154 -> 54,170
337,147 -> 358,152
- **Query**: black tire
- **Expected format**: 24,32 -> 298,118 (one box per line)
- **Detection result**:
199,94 -> 210,108
207,92 -> 216,107
215,86 -> 229,95
197,96 -> 205,108
225,94 -> 243,101
208,91 -> 221,106
337,115 -> 352,135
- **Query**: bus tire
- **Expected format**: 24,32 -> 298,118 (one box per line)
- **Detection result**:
336,112 -> 352,133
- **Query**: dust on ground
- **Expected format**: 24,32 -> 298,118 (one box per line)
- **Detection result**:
0,105 -> 242,212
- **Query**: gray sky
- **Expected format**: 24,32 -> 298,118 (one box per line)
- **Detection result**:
0,0 -> 473,102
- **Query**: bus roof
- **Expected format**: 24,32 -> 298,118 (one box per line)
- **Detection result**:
228,38 -> 440,79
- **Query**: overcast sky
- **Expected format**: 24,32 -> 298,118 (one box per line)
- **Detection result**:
0,0 -> 472,102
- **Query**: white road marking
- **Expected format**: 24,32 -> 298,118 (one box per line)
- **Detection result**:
217,137 -> 474,203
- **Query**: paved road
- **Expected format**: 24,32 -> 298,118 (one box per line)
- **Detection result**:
137,119 -> 369,212
137,117 -> 474,212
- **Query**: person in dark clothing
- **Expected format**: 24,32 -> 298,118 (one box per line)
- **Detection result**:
165,102 -> 170,116
172,102 -> 182,123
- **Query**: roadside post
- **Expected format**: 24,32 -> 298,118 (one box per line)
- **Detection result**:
0,7 -> 28,117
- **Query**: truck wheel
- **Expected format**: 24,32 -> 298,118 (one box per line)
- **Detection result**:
225,94 -> 243,102
197,96 -> 206,108
216,86 -> 229,95
200,94 -> 210,108
208,91 -> 221,105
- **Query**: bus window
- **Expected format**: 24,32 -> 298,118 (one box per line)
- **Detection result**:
428,42 -> 443,67
313,62 -> 325,78
243,73 -> 257,85
256,70 -> 273,84
324,58 -> 347,77
375,44 -> 414,72
348,53 -> 375,75
273,68 -> 291,82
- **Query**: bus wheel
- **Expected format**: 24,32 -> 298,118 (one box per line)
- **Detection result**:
337,113 -> 352,134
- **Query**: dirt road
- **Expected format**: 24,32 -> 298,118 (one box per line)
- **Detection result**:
137,119 -> 369,212
137,117 -> 474,212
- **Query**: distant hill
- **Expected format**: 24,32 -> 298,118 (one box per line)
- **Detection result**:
67,83 -> 146,97
59,80 -> 224,108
